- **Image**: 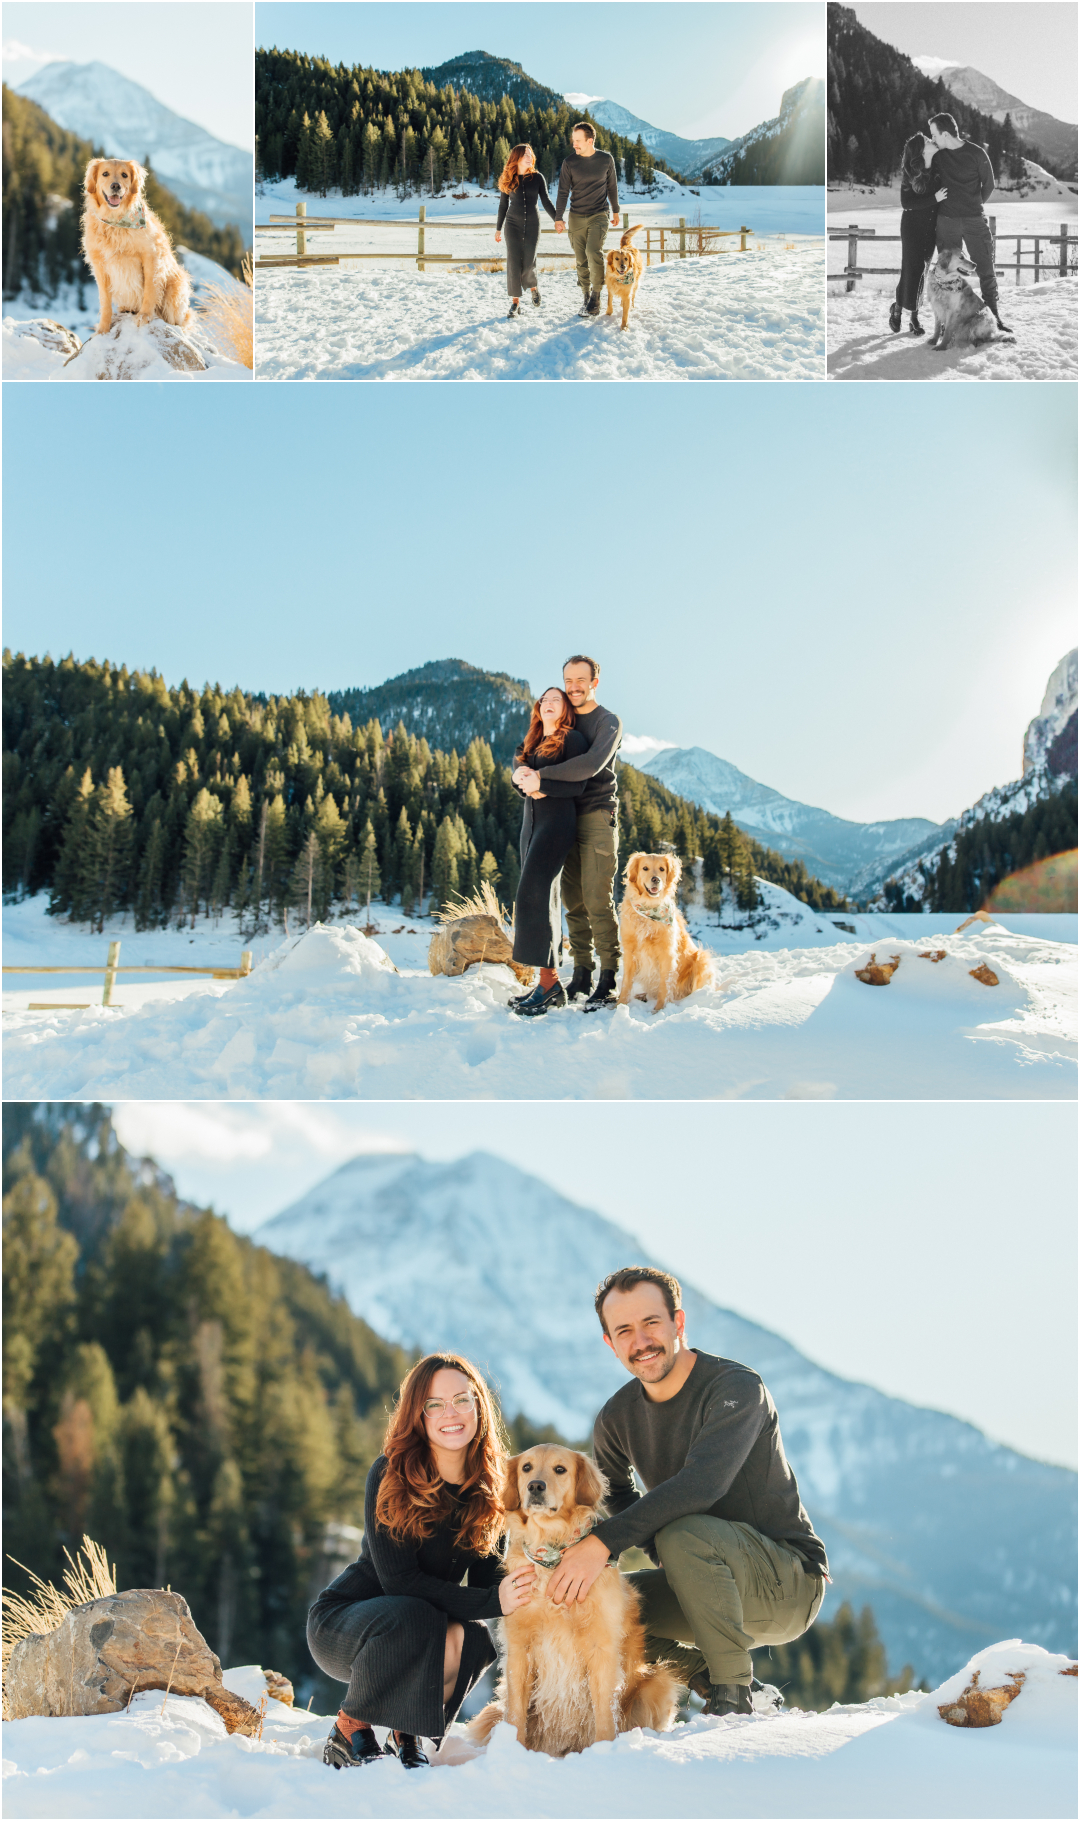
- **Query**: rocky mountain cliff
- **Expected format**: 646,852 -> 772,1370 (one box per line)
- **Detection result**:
704,77 -> 825,185
913,60 -> 1078,182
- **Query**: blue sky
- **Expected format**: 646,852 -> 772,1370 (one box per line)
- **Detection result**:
255,1 -> 825,143
3,2 -> 254,149
112,1098 -> 1078,1469
3,382 -> 1075,826
852,2 -> 1077,125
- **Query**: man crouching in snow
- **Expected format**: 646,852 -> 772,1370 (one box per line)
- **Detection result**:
546,1267 -> 829,1716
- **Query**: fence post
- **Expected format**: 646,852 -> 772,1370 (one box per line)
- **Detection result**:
102,941 -> 120,1007
296,201 -> 306,258
740,225 -> 749,252
679,216 -> 686,259
1060,224 -> 1068,278
418,203 -> 426,273
847,223 -> 858,292
660,227 -> 666,264
240,949 -> 253,977
1033,236 -> 1040,283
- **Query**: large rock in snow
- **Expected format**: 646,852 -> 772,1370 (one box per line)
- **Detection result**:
60,316 -> 207,380
5,1588 -> 261,1735
6,317 -> 82,358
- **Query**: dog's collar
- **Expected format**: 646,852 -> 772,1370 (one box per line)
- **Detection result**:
97,202 -> 146,230
632,899 -> 676,925
520,1517 -> 603,1569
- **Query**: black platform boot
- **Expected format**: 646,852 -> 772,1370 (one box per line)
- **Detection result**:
908,310 -> 925,335
507,299 -> 520,318
566,964 -> 593,1001
384,1731 -> 430,1769
888,300 -> 902,332
510,977 -> 567,1018
531,286 -> 541,307
582,968 -> 618,1012
322,1722 -> 388,1768
701,1682 -> 753,1718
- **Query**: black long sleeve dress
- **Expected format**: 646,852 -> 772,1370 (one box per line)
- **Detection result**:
512,728 -> 588,969
496,170 -> 557,296
306,1455 -> 505,1738
896,164 -> 940,311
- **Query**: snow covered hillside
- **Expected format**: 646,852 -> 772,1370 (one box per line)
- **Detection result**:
255,1157 -> 1078,1678
3,1646 -> 1076,1819
1,309 -> 250,382
17,61 -> 253,236
2,890 -> 1074,1102
562,96 -> 731,179
827,272 -> 1077,380
253,233 -> 823,381
639,747 -> 940,892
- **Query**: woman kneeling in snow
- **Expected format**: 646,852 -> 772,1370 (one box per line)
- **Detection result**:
308,1353 -> 534,1769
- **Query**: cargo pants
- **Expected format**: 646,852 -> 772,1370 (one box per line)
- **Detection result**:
628,1514 -> 826,1687
561,807 -> 621,973
935,215 -> 1000,313
567,209 -> 610,298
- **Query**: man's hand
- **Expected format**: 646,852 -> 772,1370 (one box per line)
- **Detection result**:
612,213 -> 620,228
547,1534 -> 611,1606
554,220 -> 566,235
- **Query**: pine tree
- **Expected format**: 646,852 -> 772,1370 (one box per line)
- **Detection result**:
134,816 -> 166,930
181,789 -> 224,928
359,820 -> 382,921
86,767 -> 134,933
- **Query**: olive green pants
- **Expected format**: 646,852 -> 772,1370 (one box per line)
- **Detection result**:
628,1515 -> 826,1688
567,209 -> 610,297
561,808 -> 620,972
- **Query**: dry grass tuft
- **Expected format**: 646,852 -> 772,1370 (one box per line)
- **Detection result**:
2,1536 -> 117,1717
436,879 -> 511,926
202,254 -> 253,368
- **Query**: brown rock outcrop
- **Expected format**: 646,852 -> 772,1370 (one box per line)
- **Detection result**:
4,1587 -> 260,1735
855,953 -> 901,986
264,1669 -> 294,1705
938,1667 -> 1026,1727
968,964 -> 999,986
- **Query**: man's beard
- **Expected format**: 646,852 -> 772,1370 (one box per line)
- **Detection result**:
629,1340 -> 677,1382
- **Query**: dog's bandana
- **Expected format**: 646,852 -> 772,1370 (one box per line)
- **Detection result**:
631,899 -> 677,925
98,202 -> 147,230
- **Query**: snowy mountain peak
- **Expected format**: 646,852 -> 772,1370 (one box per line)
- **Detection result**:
253,1149 -> 1076,1681
1024,648 -> 1078,774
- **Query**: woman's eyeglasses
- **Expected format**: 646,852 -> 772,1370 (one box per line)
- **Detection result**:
423,1392 -> 476,1417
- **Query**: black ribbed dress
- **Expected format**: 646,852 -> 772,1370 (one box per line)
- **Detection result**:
306,1455 -> 504,1738
496,170 -> 557,296
512,728 -> 588,969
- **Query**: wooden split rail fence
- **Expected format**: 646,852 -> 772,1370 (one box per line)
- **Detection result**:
3,941 -> 253,1010
829,217 -> 1077,290
255,203 -> 754,272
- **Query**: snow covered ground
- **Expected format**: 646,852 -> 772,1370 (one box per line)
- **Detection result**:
2,1645 -> 1075,1820
254,179 -> 824,381
3,890 -> 1074,1101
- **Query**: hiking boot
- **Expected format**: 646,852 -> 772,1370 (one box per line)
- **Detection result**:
510,978 -> 567,1018
908,312 -> 925,336
582,968 -> 618,1012
994,311 -> 1014,335
507,300 -> 520,319
531,287 -> 541,307
584,290 -> 601,316
384,1732 -> 430,1769
566,964 -> 593,1001
702,1682 -> 753,1718
888,300 -> 903,332
322,1723 -> 387,1768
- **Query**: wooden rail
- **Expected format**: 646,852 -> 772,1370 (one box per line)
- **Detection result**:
829,217 -> 1077,289
255,203 -> 752,272
4,940 -> 253,1009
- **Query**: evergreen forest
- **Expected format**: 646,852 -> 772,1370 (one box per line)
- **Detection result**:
884,785 -> 1078,913
827,4 -> 1056,186
2,84 -> 249,302
754,1601 -> 922,1711
2,651 -> 849,934
255,46 -> 668,195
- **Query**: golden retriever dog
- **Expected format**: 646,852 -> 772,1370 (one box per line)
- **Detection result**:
82,158 -> 192,336
605,226 -> 644,330
926,248 -> 1009,351
618,853 -> 714,1012
469,1447 -> 678,1757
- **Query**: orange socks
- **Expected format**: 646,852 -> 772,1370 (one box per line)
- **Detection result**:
540,967 -> 557,990
336,1710 -> 370,1737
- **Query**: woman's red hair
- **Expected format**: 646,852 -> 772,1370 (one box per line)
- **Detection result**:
516,689 -> 576,763
375,1353 -> 506,1556
498,144 -> 536,195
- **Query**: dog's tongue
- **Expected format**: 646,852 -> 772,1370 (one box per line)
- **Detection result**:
106,196 -> 122,207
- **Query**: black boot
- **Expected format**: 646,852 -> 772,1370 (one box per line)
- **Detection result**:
531,286 -> 541,307
582,967 -> 618,1012
384,1731 -> 430,1769
994,309 -> 1014,335
322,1722 -> 388,1768
908,311 -> 925,336
566,964 -> 593,1001
584,290 -> 601,316
701,1682 -> 753,1718
888,300 -> 902,332
510,977 -> 567,1018
507,299 -> 520,319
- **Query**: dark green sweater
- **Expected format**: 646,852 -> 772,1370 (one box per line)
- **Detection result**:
591,1351 -> 829,1577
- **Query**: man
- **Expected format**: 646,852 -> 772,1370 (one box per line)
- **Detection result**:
554,123 -> 620,319
546,1267 -> 829,1717
927,113 -> 1013,334
512,655 -> 622,1012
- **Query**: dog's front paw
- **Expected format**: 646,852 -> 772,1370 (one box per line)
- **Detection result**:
136,312 -> 152,328
95,318 -> 112,336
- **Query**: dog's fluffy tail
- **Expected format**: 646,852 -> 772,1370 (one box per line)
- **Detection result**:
620,225 -> 643,247
465,1701 -> 503,1745
619,1660 -> 680,1733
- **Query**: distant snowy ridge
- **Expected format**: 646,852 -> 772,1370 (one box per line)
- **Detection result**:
255,1149 -> 1078,1682
910,58 -> 1078,179
639,745 -> 940,892
561,94 -> 731,179
17,60 -> 253,236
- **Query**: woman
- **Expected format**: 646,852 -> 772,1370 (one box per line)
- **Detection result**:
509,687 -> 589,1018
308,1354 -> 534,1770
890,133 -> 947,336
495,143 -> 557,318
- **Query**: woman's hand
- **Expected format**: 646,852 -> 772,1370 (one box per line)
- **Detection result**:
495,231 -> 502,243
499,1564 -> 536,1614
935,186 -> 948,202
